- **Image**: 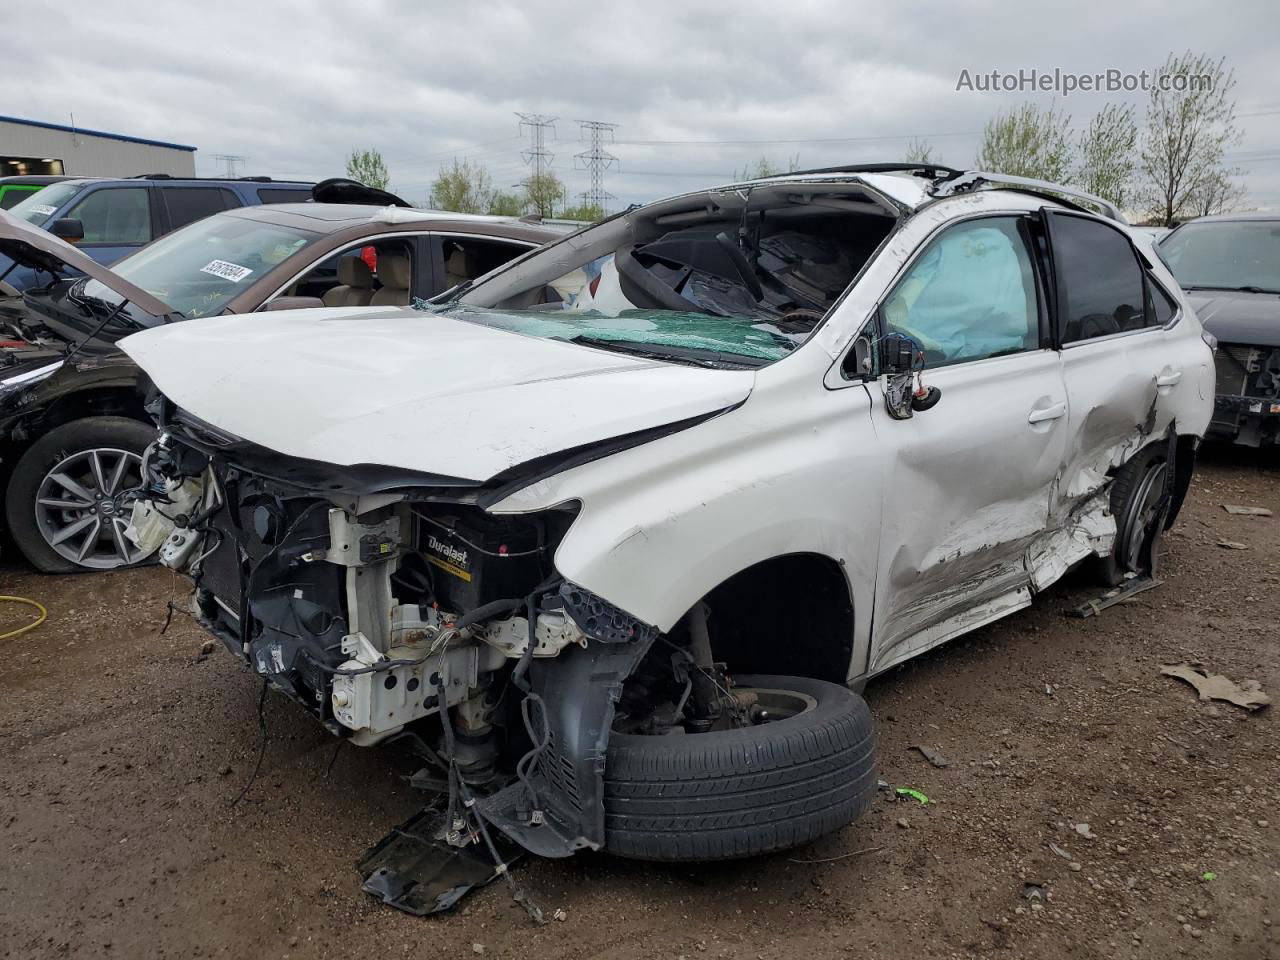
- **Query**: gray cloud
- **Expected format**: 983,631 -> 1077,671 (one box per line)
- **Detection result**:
9,0 -> 1279,211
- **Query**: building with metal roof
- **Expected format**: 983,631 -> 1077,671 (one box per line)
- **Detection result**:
0,115 -> 197,178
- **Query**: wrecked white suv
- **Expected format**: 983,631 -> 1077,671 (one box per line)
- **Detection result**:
119,164 -> 1213,880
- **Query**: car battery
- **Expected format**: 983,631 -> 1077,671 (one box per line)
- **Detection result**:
417,512 -> 544,614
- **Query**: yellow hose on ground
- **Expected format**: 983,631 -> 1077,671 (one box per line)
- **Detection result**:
0,596 -> 48,640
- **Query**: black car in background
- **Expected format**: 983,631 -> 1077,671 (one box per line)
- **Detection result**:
1160,213 -> 1280,447
0,186 -> 562,573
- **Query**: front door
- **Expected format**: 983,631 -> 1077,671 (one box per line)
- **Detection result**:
865,214 -> 1069,673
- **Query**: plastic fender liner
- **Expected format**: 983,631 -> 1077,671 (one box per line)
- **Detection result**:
476,588 -> 658,858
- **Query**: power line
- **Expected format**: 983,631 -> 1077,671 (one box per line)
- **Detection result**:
516,113 -> 557,181
214,154 -> 247,177
575,119 -> 619,213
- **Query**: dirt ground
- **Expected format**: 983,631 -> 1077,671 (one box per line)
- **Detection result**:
1,447 -> 1276,960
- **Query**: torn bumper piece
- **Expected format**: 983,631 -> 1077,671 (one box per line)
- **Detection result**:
477,588 -> 659,858
358,806 -> 525,916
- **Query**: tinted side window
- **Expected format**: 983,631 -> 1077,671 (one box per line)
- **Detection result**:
0,185 -> 39,210
1050,214 -> 1147,343
66,187 -> 152,244
880,217 -> 1041,367
257,188 -> 312,204
161,187 -> 233,230
1147,276 -> 1179,327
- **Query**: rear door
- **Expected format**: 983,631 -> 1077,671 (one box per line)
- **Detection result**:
1044,212 -> 1200,510
865,214 -> 1070,672
158,185 -> 241,233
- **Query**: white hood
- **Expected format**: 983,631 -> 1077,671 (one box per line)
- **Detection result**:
120,307 -> 754,481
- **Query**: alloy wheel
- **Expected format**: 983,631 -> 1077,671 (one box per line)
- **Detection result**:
33,447 -> 151,569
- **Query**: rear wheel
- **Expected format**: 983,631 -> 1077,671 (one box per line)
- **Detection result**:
1093,443 -> 1170,587
6,417 -> 159,573
603,674 -> 876,861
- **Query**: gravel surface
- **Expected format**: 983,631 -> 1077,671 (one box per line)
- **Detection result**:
1,447 -> 1276,959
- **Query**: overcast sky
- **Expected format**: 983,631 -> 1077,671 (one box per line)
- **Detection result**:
11,0 -> 1280,214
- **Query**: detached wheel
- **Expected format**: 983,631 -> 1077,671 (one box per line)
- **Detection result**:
1093,442 -> 1170,587
603,675 -> 876,861
5,416 -> 159,573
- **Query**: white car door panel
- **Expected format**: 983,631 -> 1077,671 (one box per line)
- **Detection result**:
861,214 -> 1068,672
867,350 -> 1068,671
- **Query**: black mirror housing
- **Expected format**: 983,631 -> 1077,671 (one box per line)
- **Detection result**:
49,218 -> 84,242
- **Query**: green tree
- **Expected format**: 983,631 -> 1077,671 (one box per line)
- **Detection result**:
976,103 -> 1073,182
1138,51 -> 1240,226
903,138 -> 938,165
1184,167 -> 1247,219
558,201 -> 605,222
487,191 -> 524,216
345,148 -> 390,191
429,158 -> 494,214
1073,104 -> 1138,208
734,155 -> 800,180
523,172 -> 566,219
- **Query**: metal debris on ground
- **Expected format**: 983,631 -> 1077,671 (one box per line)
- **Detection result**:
910,745 -> 949,768
356,807 -> 525,916
1217,540 -> 1250,550
1022,883 -> 1046,901
1222,504 -> 1273,516
1064,575 -> 1161,618
1160,663 -> 1271,711
895,787 -> 931,805
1048,842 -> 1073,861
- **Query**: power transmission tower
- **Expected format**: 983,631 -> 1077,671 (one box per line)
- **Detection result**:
516,113 -> 557,181
214,154 -> 247,178
574,120 -> 618,213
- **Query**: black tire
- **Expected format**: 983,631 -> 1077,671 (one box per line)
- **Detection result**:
5,416 -> 159,574
603,674 -> 877,861
1092,442 -> 1170,587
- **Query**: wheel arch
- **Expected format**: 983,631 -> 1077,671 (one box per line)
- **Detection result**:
698,551 -> 856,685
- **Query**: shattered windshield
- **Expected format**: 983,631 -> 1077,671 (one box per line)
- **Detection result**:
433,303 -> 798,364
82,214 -> 321,318
445,184 -> 896,365
1161,220 -> 1280,294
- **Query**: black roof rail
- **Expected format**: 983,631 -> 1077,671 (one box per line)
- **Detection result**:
128,174 -> 305,184
762,162 -> 965,180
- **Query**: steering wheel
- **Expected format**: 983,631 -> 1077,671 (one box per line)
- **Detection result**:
714,232 -> 763,301
614,245 -> 714,314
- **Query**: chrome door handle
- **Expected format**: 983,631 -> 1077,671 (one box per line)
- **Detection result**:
1028,401 -> 1067,424
1156,368 -> 1183,387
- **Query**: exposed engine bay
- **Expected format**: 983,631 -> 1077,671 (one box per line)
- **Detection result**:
126,400 -> 777,879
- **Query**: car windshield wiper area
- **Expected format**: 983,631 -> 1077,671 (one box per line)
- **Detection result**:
1183,284 -> 1280,295
561,335 -> 767,369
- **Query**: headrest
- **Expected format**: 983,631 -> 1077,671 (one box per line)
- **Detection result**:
378,253 -> 411,288
445,247 -> 471,275
336,255 -> 372,287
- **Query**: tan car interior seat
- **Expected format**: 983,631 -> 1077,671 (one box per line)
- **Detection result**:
370,253 -> 412,306
444,246 -> 476,289
322,256 -> 374,307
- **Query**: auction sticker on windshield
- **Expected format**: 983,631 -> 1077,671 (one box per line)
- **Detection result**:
29,204 -> 57,217
200,260 -> 254,283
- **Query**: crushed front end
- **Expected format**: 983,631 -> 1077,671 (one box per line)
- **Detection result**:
1209,342 -> 1280,446
128,400 -> 662,881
